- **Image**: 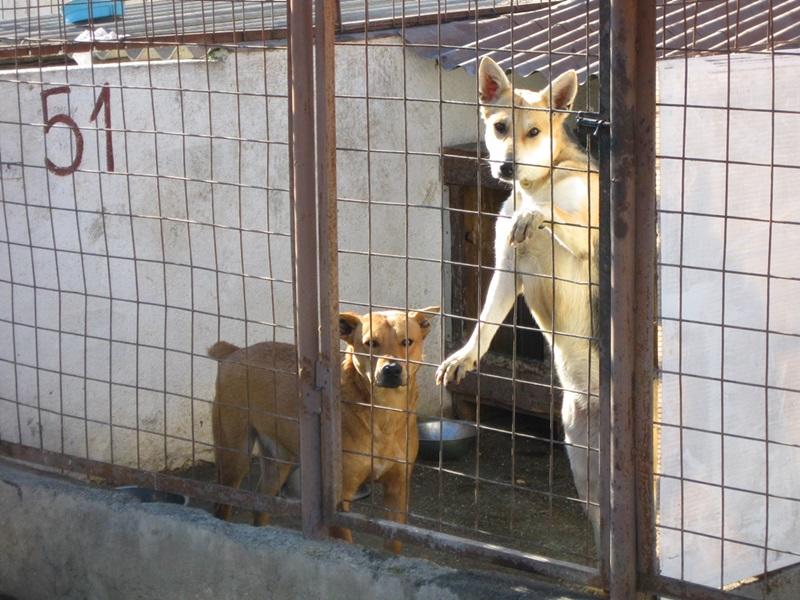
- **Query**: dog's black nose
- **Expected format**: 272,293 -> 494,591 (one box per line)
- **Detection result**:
382,362 -> 402,378
376,362 -> 403,388
499,162 -> 514,178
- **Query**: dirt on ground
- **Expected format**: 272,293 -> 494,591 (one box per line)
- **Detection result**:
177,407 -> 597,576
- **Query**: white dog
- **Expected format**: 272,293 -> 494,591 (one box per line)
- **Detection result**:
436,57 -> 600,539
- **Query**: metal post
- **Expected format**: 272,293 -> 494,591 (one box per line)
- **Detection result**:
608,0 -> 656,596
597,0 -> 612,586
333,0 -> 343,33
315,0 -> 342,523
288,0 -> 324,540
632,0 -> 658,592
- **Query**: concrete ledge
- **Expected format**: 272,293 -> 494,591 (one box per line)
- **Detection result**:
0,460 -> 595,600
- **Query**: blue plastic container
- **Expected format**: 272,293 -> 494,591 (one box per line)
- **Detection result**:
63,0 -> 124,25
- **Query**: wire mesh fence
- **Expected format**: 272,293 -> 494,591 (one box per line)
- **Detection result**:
1,0 -> 797,598
0,0 -> 303,518
653,0 -> 800,597
329,0 -> 604,566
0,0 -> 610,586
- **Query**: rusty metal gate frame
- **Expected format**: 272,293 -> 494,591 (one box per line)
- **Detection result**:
607,1 -> 657,598
287,0 -> 344,541
288,0 -> 661,595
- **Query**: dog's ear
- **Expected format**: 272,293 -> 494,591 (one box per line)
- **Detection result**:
478,57 -> 510,104
411,306 -> 440,338
338,312 -> 361,344
543,69 -> 578,111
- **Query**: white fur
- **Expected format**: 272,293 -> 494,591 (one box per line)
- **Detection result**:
437,62 -> 600,543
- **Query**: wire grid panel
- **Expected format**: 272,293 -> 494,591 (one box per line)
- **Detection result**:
655,0 -> 800,595
0,1 -> 303,516
0,0 -> 610,584
333,0 -> 604,573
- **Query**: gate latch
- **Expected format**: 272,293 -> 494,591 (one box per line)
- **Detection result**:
576,113 -> 609,137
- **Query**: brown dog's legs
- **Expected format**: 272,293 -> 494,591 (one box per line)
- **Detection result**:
253,459 -> 294,526
328,458 -> 370,543
328,499 -> 354,544
213,445 -> 251,521
381,464 -> 412,554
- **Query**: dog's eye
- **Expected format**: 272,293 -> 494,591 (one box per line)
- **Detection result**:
527,127 -> 540,138
494,121 -> 507,135
400,339 -> 413,347
365,339 -> 379,348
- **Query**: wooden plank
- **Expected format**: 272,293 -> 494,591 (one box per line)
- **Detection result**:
449,353 -> 562,418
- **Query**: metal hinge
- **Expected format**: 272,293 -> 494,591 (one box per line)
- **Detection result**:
301,360 -> 331,417
303,389 -> 322,416
576,113 -> 609,137
314,360 -> 330,391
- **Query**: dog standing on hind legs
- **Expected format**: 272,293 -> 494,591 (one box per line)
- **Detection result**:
436,57 -> 601,543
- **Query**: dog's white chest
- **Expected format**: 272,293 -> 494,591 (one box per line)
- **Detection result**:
370,458 -> 393,479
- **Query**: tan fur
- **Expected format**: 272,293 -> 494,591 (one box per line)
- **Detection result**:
437,57 -> 600,542
207,341 -> 240,360
211,307 -> 438,553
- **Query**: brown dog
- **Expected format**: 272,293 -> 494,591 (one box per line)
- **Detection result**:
209,306 -> 439,552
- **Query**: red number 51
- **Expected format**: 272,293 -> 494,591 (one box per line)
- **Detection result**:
41,83 -> 114,176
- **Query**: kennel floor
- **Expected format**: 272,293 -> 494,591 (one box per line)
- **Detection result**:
177,408 -> 596,573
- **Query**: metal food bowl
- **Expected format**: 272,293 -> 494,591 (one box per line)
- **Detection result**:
115,485 -> 188,505
417,418 -> 477,462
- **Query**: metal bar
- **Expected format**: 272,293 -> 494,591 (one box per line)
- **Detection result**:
608,0 -> 640,597
0,31 -> 290,60
596,0 -> 612,586
638,574 -> 753,600
631,0 -> 658,594
334,0 -> 343,33
762,2 -> 777,593
331,511 -> 603,589
315,0 -> 342,524
0,442 -> 301,516
288,0 -> 325,540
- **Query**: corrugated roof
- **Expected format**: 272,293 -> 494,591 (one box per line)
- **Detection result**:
404,0 -> 800,82
2,0 -> 798,72
0,0 -> 543,58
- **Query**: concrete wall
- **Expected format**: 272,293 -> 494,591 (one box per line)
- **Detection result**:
0,39 -> 482,470
656,52 -> 800,586
0,0 -> 62,20
0,459 -> 593,600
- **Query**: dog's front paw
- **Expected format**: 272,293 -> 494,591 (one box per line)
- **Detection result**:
508,209 -> 546,246
435,349 -> 478,386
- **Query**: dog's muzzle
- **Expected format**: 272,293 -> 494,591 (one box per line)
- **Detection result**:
376,362 -> 403,388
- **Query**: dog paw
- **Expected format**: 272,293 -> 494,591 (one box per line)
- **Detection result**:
435,350 -> 478,386
508,209 -> 546,246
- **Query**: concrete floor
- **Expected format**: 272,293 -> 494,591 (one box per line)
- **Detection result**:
1,459 -> 598,600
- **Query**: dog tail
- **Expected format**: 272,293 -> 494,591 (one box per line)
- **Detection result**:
207,341 -> 240,360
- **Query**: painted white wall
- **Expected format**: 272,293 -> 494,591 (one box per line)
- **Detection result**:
0,37 -> 481,470
657,52 -> 800,586
1,0 -> 62,20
